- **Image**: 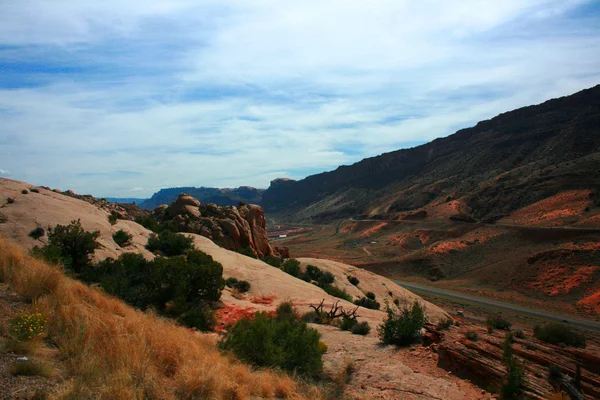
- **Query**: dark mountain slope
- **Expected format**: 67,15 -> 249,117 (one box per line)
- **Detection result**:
141,186 -> 264,210
262,85 -> 600,221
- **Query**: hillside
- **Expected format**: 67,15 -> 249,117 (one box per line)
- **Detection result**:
141,186 -> 264,210
3,178 -> 498,399
262,85 -> 600,223
3,178 -> 600,399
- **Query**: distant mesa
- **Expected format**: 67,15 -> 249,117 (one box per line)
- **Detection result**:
141,186 -> 264,210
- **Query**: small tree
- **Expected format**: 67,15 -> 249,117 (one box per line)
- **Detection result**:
501,336 -> 525,398
112,230 -> 132,247
378,301 -> 427,346
146,230 -> 194,256
108,212 -> 118,225
281,258 -> 301,278
33,219 -> 100,273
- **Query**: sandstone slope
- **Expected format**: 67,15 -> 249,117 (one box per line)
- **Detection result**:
0,178 -> 491,399
0,178 -> 154,261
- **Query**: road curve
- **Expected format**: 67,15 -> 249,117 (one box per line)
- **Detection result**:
394,280 -> 600,332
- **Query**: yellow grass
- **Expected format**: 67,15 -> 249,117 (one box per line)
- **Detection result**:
0,237 -> 321,399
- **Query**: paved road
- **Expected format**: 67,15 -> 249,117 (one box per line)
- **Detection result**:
394,280 -> 600,333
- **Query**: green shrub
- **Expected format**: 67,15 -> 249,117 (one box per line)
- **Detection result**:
219,311 -> 323,378
6,197 -> 15,204
9,312 -> 47,342
340,317 -> 356,331
324,285 -> 353,302
276,301 -> 300,323
487,326 -> 494,334
302,311 -> 319,324
354,296 -> 380,310
21,189 -> 29,194
347,275 -> 360,286
225,277 -> 238,286
502,336 -> 525,398
487,314 -> 512,330
366,291 -> 376,300
351,321 -> 371,335
464,330 -> 478,341
135,215 -> 162,233
262,255 -> 282,268
31,219 -> 100,273
178,306 -> 216,331
304,265 -> 335,288
378,301 -> 427,346
30,188 -> 39,193
533,323 -> 586,348
146,230 -> 194,256
393,298 -> 400,306
225,277 -> 251,293
108,212 -> 118,225
317,272 -> 335,288
281,259 -> 301,278
436,318 -> 453,331
28,227 -> 45,240
548,364 -> 562,380
514,329 -> 525,339
89,250 -> 224,330
236,246 -> 257,258
112,229 -> 132,247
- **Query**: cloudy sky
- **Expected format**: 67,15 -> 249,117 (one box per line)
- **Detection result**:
1,1 -> 599,197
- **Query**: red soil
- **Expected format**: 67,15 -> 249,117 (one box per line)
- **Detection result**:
503,190 -> 592,226
578,291 -> 600,314
527,265 -> 598,296
358,222 -> 388,238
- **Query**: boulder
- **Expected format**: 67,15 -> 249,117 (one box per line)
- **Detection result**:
166,194 -> 201,218
275,246 -> 290,258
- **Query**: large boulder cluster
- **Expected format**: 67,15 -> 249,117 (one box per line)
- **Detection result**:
156,194 -> 275,258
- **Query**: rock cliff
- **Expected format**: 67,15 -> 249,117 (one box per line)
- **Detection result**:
262,85 -> 600,222
157,194 -> 275,258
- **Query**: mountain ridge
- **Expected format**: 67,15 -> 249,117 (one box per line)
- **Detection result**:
262,84 -> 600,222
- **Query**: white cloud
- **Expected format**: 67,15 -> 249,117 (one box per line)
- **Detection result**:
0,1 -> 599,196
0,169 -> 11,176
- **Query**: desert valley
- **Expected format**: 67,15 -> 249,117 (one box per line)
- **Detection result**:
2,2 -> 600,399
1,86 -> 599,399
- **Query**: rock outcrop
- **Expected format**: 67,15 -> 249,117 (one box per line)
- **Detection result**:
437,326 -> 600,399
158,194 -> 275,258
61,189 -> 149,221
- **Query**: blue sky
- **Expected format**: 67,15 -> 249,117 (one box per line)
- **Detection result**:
1,1 -> 599,197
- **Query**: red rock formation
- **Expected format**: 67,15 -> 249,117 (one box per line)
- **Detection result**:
161,195 -> 275,258
437,327 -> 600,399
274,246 -> 290,258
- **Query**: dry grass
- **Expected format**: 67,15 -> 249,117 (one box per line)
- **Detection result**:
0,237 -> 322,399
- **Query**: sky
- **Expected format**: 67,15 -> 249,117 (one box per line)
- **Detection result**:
1,1 -> 599,198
